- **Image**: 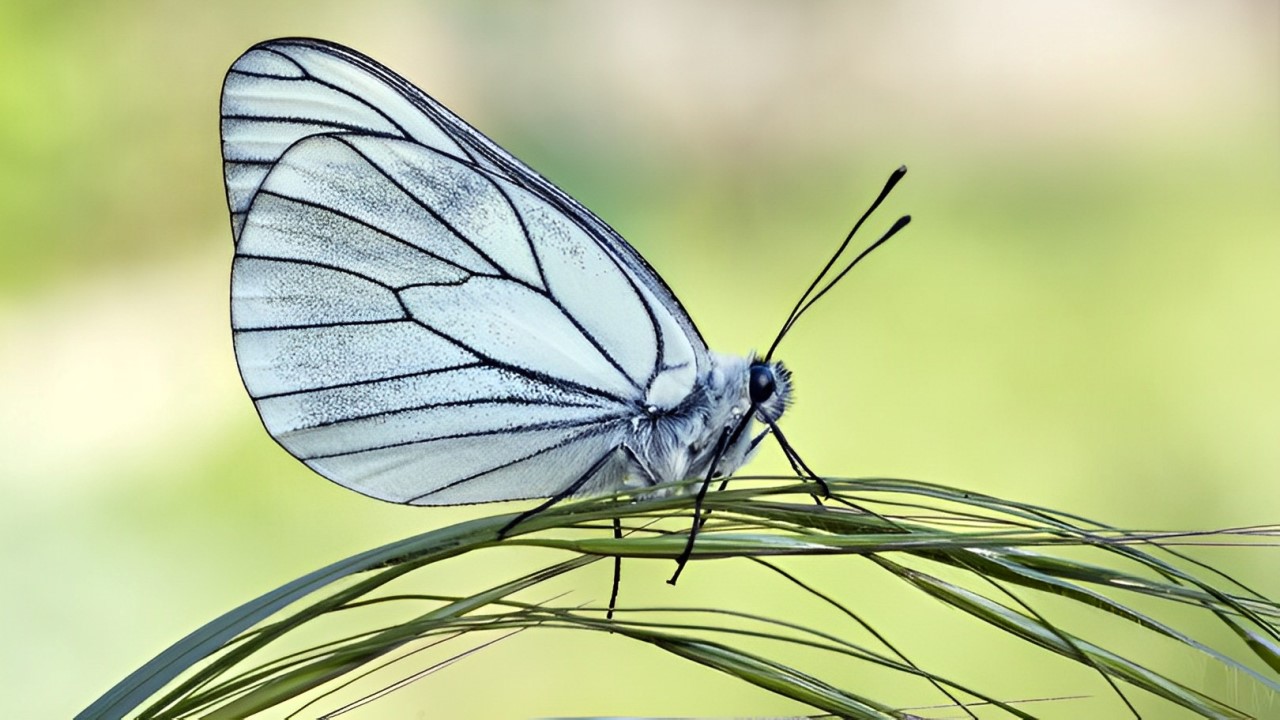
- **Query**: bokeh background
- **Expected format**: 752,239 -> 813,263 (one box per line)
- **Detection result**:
2,2 -> 1277,718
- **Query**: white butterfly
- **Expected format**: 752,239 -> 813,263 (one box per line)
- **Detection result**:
221,38 -> 905,537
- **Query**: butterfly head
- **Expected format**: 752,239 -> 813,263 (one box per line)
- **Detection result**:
748,359 -> 792,425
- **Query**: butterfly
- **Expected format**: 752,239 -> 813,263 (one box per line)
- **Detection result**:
220,38 -> 907,576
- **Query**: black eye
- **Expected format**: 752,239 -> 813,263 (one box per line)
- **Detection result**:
749,364 -> 776,405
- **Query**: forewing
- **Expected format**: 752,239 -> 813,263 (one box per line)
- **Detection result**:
221,38 -> 708,383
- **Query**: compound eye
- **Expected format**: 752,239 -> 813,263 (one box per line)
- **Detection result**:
749,364 -> 776,405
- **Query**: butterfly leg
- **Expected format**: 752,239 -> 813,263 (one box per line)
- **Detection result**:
620,443 -> 663,487
763,420 -> 829,502
766,422 -> 902,524
607,517 -> 623,620
668,411 -> 756,585
496,449 -> 619,539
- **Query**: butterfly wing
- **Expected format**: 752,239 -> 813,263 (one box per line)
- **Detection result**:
222,39 -> 708,504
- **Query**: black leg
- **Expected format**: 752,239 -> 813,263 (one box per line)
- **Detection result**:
667,460 -> 718,585
668,412 -> 754,585
497,450 -> 616,538
769,420 -> 830,499
607,517 -> 623,620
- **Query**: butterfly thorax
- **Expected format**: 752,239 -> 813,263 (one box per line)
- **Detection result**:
622,353 -> 790,493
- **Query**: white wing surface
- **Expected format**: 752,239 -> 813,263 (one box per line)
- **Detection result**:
222,39 -> 708,504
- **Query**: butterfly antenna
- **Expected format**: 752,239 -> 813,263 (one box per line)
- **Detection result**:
764,166 -> 910,362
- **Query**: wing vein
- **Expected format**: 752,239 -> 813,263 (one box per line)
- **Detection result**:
251,361 -> 486,400
223,112 -> 388,137
233,317 -> 408,334
306,415 -> 621,461
263,45 -> 418,141
488,177 -> 649,392
333,136 -> 513,279
248,191 -> 484,282
292,396 -> 610,433
400,317 -> 636,405
300,41 -> 488,168
405,427 -> 621,503
236,251 -> 401,292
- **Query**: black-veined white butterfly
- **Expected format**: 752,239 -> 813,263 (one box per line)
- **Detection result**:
221,38 -> 908,577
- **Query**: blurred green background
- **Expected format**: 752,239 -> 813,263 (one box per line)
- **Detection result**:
2,2 -> 1277,718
